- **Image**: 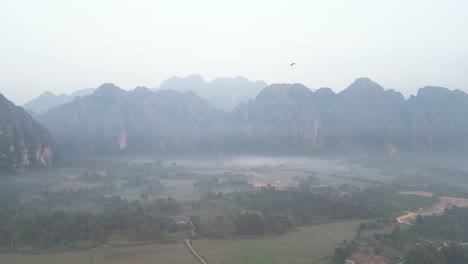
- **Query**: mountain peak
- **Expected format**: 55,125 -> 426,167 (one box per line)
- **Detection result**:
185,74 -> 205,82
340,77 -> 384,96
133,86 -> 151,93
416,86 -> 451,97
257,83 -> 312,101
94,83 -> 125,96
315,87 -> 335,96
40,91 -> 56,97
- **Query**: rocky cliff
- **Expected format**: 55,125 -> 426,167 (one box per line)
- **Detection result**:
38,84 -> 225,154
0,94 -> 54,170
37,78 -> 468,156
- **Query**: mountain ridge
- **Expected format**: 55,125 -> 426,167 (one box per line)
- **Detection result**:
35,77 -> 468,156
23,88 -> 96,114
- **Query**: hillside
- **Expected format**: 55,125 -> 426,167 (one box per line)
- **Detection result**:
38,84 -> 225,154
0,94 -> 54,170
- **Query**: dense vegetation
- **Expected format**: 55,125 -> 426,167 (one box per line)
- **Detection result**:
408,207 -> 468,242
405,243 -> 468,264
329,207 -> 468,263
192,185 -> 434,240
224,185 -> 434,225
0,196 -> 181,252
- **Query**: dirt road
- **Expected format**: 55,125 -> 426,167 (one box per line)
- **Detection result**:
396,196 -> 468,225
185,239 -> 208,264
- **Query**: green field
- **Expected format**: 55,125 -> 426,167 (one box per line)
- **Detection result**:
193,220 -> 362,264
0,243 -> 198,264
1,221 -> 361,264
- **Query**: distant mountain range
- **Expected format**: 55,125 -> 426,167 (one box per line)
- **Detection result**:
157,75 -> 268,111
33,77 -> 468,156
23,75 -> 268,114
0,94 -> 54,170
23,88 -> 96,114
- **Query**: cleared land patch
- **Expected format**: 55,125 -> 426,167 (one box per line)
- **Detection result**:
398,191 -> 435,197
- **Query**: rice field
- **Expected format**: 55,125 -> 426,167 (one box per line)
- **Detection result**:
192,220 -> 363,264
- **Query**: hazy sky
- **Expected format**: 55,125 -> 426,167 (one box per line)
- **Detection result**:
1,0 -> 468,105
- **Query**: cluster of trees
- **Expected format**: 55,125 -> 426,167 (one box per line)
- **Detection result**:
194,184 -> 430,239
121,178 -> 164,196
405,243 -> 468,264
0,198 -> 179,252
38,187 -> 119,212
334,207 -> 468,263
408,207 -> 468,242
332,241 -> 358,264
194,178 -> 253,193
151,197 -> 181,214
223,186 -> 432,226
293,175 -> 319,191
233,213 -> 293,235
392,174 -> 468,199
0,191 -> 183,252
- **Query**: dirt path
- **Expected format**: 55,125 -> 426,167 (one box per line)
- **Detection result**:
185,239 -> 208,264
396,196 -> 468,225
184,216 -> 208,264
396,211 -> 415,225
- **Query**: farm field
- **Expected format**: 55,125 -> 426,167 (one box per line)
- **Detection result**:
192,220 -> 363,264
159,179 -> 199,200
0,243 -> 198,264
398,191 -> 435,197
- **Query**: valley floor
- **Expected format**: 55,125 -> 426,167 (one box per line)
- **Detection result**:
0,220 -> 361,264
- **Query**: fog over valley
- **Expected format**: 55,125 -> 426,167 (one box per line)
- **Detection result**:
2,1 -> 468,263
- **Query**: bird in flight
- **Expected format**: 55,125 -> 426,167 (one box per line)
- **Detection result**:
290,63 -> 296,67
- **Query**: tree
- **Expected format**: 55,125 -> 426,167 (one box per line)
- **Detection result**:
357,222 -> 367,236
405,245 -> 446,264
234,213 -> 264,235
389,226 -> 401,242
332,247 -> 348,264
139,193 -> 149,201
441,242 -> 468,264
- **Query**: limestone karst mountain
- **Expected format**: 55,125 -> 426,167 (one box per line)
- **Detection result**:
36,78 -> 468,156
0,94 -> 54,170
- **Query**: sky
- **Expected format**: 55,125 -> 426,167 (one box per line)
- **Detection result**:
1,0 -> 468,105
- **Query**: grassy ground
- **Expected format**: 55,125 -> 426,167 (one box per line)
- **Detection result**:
0,251 -> 89,264
159,179 -> 199,201
193,220 -> 363,264
0,243 -> 198,264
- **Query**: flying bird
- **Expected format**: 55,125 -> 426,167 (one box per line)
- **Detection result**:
290,63 -> 296,67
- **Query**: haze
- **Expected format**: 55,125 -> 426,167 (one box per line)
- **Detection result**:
1,0 -> 468,104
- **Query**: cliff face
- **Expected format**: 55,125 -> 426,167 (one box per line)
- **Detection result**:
405,87 -> 468,151
231,78 -> 468,155
38,84 -> 225,154
0,94 -> 54,170
37,79 -> 468,156
231,83 -> 323,152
